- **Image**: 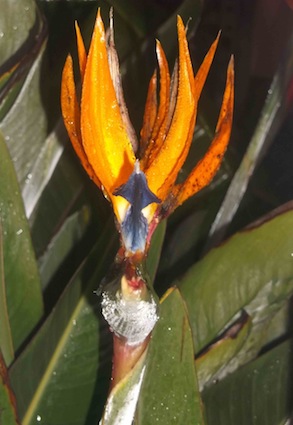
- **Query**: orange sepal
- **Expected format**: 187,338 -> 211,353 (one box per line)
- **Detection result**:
173,55 -> 234,206
194,32 -> 220,101
80,10 -> 135,203
75,21 -> 87,81
61,54 -> 101,187
167,32 -> 221,188
145,16 -> 196,201
142,41 -> 171,169
140,70 -> 158,155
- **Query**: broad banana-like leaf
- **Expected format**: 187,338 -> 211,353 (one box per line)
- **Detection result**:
0,132 -> 43,359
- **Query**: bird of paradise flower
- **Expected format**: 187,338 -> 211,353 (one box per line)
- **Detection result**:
61,9 -> 234,260
60,11 -> 235,413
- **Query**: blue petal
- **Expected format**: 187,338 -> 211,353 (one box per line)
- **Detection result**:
114,161 -> 161,253
120,205 -> 148,253
114,161 -> 160,210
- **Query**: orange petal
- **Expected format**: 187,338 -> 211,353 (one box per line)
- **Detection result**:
194,32 -> 220,102
142,41 -> 171,169
107,11 -> 138,153
145,16 -> 196,201
80,10 -> 135,199
165,32 -> 221,187
173,55 -> 234,206
140,70 -> 158,156
61,54 -> 101,187
75,21 -> 87,81
166,59 -> 179,134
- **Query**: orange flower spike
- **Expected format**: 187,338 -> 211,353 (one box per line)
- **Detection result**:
152,41 -> 170,139
75,21 -> 87,81
145,16 -> 196,201
174,56 -> 234,206
80,10 -> 135,216
167,32 -> 221,188
142,41 -> 170,168
61,11 -> 234,256
61,55 -> 101,187
194,32 -> 220,102
140,70 -> 158,154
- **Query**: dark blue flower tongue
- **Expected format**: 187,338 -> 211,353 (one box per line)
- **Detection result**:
114,161 -> 161,253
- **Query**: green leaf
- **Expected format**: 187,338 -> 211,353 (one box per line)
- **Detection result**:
9,221 -> 118,425
260,300 -> 290,348
156,0 -> 202,51
22,121 -> 65,221
0,223 -> 14,366
205,29 -> 293,251
97,219 -> 168,425
0,1 -> 48,189
0,73 -> 25,123
38,207 -> 91,290
0,0 -> 36,67
108,0 -> 202,40
195,313 -> 252,390
101,350 -> 147,425
135,288 -> 205,425
29,149 -> 87,258
179,205 -> 293,354
0,353 -> 19,425
146,220 -> 166,284
202,339 -> 293,425
0,131 -> 43,354
0,0 -> 39,119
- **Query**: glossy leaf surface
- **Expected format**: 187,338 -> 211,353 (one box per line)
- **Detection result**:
203,340 -> 293,425
0,0 -> 48,189
101,351 -> 147,425
0,221 -> 14,366
180,205 -> 293,354
135,288 -> 205,425
0,353 -> 19,425
0,132 -> 43,355
10,222 -> 117,425
10,212 -> 166,425
195,313 -> 252,390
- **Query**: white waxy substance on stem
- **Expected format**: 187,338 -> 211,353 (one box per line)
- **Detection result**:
101,290 -> 159,346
